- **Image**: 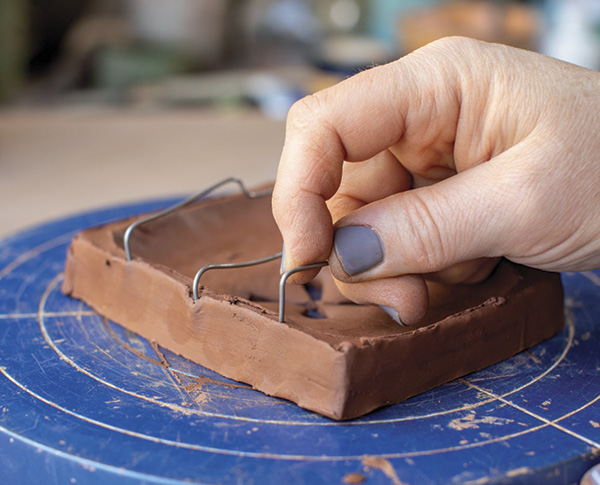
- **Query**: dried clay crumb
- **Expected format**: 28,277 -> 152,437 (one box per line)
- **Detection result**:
342,472 -> 366,484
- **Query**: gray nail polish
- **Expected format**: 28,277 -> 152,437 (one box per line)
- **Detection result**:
334,226 -> 384,275
379,305 -> 406,326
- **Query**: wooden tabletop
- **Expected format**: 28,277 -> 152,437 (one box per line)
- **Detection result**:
0,106 -> 285,238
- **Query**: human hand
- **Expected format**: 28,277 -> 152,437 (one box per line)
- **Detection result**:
273,37 -> 600,325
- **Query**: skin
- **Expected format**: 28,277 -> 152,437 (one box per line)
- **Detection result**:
272,37 -> 600,325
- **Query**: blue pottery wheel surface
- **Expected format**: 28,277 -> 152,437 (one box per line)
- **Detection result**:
0,198 -> 598,485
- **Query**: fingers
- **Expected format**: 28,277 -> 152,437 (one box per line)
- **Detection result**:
328,149 -> 504,286
328,149 -> 502,286
272,34 -> 600,329
327,150 -> 412,223
425,257 -> 502,284
273,40 -> 463,282
327,153 -> 520,282
333,274 -> 428,326
274,37 -> 578,288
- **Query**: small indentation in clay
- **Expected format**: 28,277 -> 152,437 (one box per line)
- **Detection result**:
304,282 -> 323,302
304,308 -> 326,319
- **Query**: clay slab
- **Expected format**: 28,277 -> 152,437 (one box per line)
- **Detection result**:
62,190 -> 565,420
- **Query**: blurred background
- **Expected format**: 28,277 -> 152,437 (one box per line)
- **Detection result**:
1,0 -> 600,237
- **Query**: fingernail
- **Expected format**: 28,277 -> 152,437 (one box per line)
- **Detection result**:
280,244 -> 286,275
334,226 -> 383,276
379,305 -> 406,326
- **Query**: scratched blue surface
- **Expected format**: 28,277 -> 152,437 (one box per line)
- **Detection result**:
0,200 -> 598,485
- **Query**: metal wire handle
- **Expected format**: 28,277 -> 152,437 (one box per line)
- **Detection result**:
123,176 -> 328,323
192,252 -> 283,302
192,255 -> 328,323
123,177 -> 272,261
279,261 -> 329,323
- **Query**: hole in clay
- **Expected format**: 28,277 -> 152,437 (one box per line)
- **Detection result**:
304,282 -> 322,301
105,259 -> 111,267
303,308 -> 326,319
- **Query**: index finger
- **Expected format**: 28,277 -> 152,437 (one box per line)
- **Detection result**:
272,41 -> 462,280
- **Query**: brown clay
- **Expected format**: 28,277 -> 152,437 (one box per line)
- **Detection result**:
62,189 -> 564,420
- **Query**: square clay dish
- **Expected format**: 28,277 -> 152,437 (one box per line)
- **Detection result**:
62,188 -> 564,420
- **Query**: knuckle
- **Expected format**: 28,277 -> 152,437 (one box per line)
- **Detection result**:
287,92 -> 327,131
424,35 -> 479,55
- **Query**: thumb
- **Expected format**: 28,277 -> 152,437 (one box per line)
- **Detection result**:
327,156 -> 518,282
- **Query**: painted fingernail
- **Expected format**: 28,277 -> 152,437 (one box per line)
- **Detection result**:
334,226 -> 384,276
379,305 -> 407,326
